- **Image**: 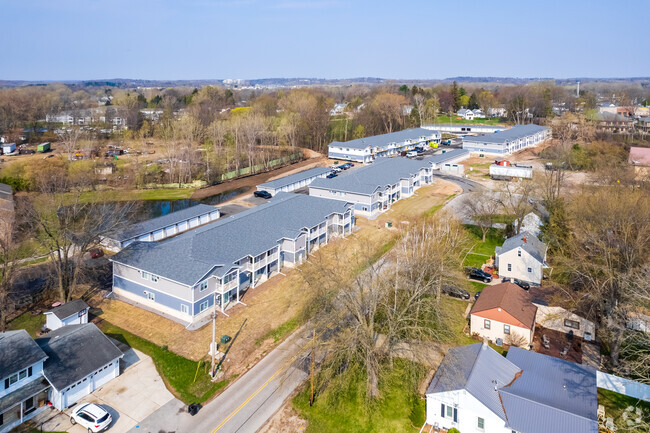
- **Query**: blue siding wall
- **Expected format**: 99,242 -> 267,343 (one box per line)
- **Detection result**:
193,292 -> 214,315
282,251 -> 295,263
113,275 -> 190,313
328,151 -> 363,161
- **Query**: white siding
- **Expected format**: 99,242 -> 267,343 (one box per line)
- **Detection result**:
426,389 -> 511,433
470,313 -> 533,347
497,248 -> 543,284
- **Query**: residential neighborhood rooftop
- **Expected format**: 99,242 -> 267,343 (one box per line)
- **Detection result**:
0,330 -> 47,378
463,124 -> 549,144
257,166 -> 332,190
35,324 -> 123,390
496,231 -> 548,264
110,193 -> 352,284
470,282 -> 537,329
45,299 -> 90,321
328,127 -> 437,150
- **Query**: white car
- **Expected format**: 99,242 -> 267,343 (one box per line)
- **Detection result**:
70,403 -> 112,432
406,151 -> 418,158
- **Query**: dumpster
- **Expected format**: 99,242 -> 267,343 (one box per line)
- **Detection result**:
220,335 -> 232,344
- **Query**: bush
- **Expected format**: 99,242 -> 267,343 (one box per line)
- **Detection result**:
448,428 -> 461,433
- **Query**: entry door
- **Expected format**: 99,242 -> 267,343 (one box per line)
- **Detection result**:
24,396 -> 35,414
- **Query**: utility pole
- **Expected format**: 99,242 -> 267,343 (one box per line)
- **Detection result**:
211,310 -> 216,378
310,329 -> 316,407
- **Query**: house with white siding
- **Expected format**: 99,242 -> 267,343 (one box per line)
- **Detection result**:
327,128 -> 441,163
101,204 -> 221,252
256,166 -> 333,196
109,193 -> 354,327
44,299 -> 90,331
422,124 -> 506,134
462,124 -> 551,155
495,231 -> 548,285
424,343 -> 598,433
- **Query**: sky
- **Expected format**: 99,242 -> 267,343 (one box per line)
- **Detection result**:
1,0 -> 648,81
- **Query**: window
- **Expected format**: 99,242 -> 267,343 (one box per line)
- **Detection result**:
564,319 -> 580,330
141,271 -> 150,280
151,274 -> 159,282
484,319 -> 491,330
478,417 -> 485,430
447,406 -> 453,418
146,292 -> 155,301
507,263 -> 512,271
199,280 -> 208,292
181,304 -> 189,314
200,301 -> 209,312
18,370 -> 27,380
527,267 -> 532,273
504,325 -> 511,335
518,250 -> 522,257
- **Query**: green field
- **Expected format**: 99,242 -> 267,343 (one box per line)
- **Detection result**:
462,225 -> 505,269
8,311 -> 45,338
430,115 -> 507,126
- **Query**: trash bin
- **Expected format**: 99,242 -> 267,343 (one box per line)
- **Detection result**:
220,335 -> 232,344
188,403 -> 202,415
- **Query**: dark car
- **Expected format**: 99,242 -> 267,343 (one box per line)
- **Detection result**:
474,291 -> 481,300
501,277 -> 530,290
344,162 -> 354,168
254,190 -> 272,199
442,285 -> 470,300
326,172 -> 338,179
466,267 -> 493,283
19,148 -> 35,155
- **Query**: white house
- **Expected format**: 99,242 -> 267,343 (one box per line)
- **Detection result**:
457,109 -> 475,120
495,231 -> 548,285
44,299 -> 90,331
470,282 -> 537,348
534,304 -> 595,341
424,343 -> 598,433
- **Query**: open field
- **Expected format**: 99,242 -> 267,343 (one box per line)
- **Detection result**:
429,115 -> 507,125
91,180 -> 458,401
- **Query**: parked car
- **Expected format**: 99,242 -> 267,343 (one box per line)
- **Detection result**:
331,166 -> 342,173
406,151 -> 418,158
254,190 -> 272,199
88,248 -> 104,259
343,162 -> 354,168
337,164 -> 349,170
442,285 -> 470,300
502,277 -> 530,290
474,291 -> 481,300
70,403 -> 112,432
326,172 -> 338,179
466,267 -> 492,283
19,148 -> 35,155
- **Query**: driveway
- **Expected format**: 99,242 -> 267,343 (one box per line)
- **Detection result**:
39,348 -> 174,433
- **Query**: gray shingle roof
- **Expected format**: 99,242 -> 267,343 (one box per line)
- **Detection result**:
110,193 -> 352,285
0,330 -> 47,378
598,112 -> 634,122
46,299 -> 90,321
463,124 -> 549,144
502,347 -> 598,433
424,149 -> 469,165
110,204 -> 219,242
426,343 -> 521,421
257,166 -> 333,191
328,128 -> 438,150
310,157 -> 431,195
36,324 -> 123,390
496,231 -> 547,264
0,183 -> 12,198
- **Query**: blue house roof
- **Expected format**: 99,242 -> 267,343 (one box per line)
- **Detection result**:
110,193 -> 352,285
258,166 -> 332,191
328,128 -> 439,150
463,124 -> 549,145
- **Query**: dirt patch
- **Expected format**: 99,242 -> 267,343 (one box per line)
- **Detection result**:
190,150 -> 326,200
258,401 -> 308,433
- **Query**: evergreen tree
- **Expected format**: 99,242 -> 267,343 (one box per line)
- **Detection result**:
468,92 -> 479,110
451,81 -> 461,112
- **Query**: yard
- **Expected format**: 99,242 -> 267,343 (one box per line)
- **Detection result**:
7,310 -> 45,338
430,115 -> 507,125
462,225 -> 504,269
598,388 -> 650,429
90,180 -> 458,403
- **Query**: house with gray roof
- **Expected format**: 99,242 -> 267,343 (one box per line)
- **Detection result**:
425,342 -> 598,433
101,204 -> 220,251
422,123 -> 506,134
495,231 -> 548,285
109,193 -> 354,326
309,157 -> 435,218
256,166 -> 333,196
44,299 -> 90,331
327,128 -> 441,163
462,124 -> 551,155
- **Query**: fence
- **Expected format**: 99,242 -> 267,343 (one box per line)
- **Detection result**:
219,153 -> 301,181
597,371 -> 650,402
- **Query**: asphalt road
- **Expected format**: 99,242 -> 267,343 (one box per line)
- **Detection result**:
127,329 -> 312,433
431,171 -> 483,193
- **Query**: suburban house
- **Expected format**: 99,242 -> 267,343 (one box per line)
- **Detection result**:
309,157 -> 433,218
462,124 -> 551,155
520,212 -> 543,237
425,343 -> 598,433
533,304 -> 595,341
422,124 -> 505,135
256,166 -> 333,196
109,193 -> 354,326
596,112 -> 634,134
0,324 -> 122,432
101,204 -> 221,252
470,282 -> 537,348
495,231 -> 548,285
329,103 -> 347,116
457,109 -> 475,120
44,299 -> 90,331
327,128 -> 441,163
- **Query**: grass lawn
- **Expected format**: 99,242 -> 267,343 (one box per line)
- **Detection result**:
97,321 -> 228,404
462,225 -> 504,269
8,311 -> 45,338
441,297 -> 474,345
430,115 -> 507,126
255,317 -> 300,346
293,359 -> 427,433
77,187 -> 197,202
598,388 -> 650,420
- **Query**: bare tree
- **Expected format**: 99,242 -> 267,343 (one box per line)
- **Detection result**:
462,193 -> 502,242
498,181 -> 537,235
57,126 -> 85,160
370,93 -> 408,133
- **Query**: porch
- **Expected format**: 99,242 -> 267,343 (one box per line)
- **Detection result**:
0,379 -> 50,433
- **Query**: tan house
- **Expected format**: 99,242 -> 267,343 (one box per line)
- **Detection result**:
470,282 -> 537,348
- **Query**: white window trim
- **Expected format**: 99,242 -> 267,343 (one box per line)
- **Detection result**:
200,301 -> 209,312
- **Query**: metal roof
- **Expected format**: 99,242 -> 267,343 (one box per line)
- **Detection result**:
36,324 -> 123,390
495,231 -> 547,264
502,347 -> 598,433
310,157 -> 431,195
463,124 -> 549,144
426,343 -> 521,421
109,204 -> 219,242
328,128 -> 439,150
110,193 -> 352,285
0,330 -> 48,378
45,299 -> 90,321
257,166 -> 332,191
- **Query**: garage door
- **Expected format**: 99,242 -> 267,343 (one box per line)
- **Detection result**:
92,363 -> 117,389
64,378 -> 90,407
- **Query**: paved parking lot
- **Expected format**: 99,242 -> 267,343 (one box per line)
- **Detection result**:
39,348 -> 174,433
